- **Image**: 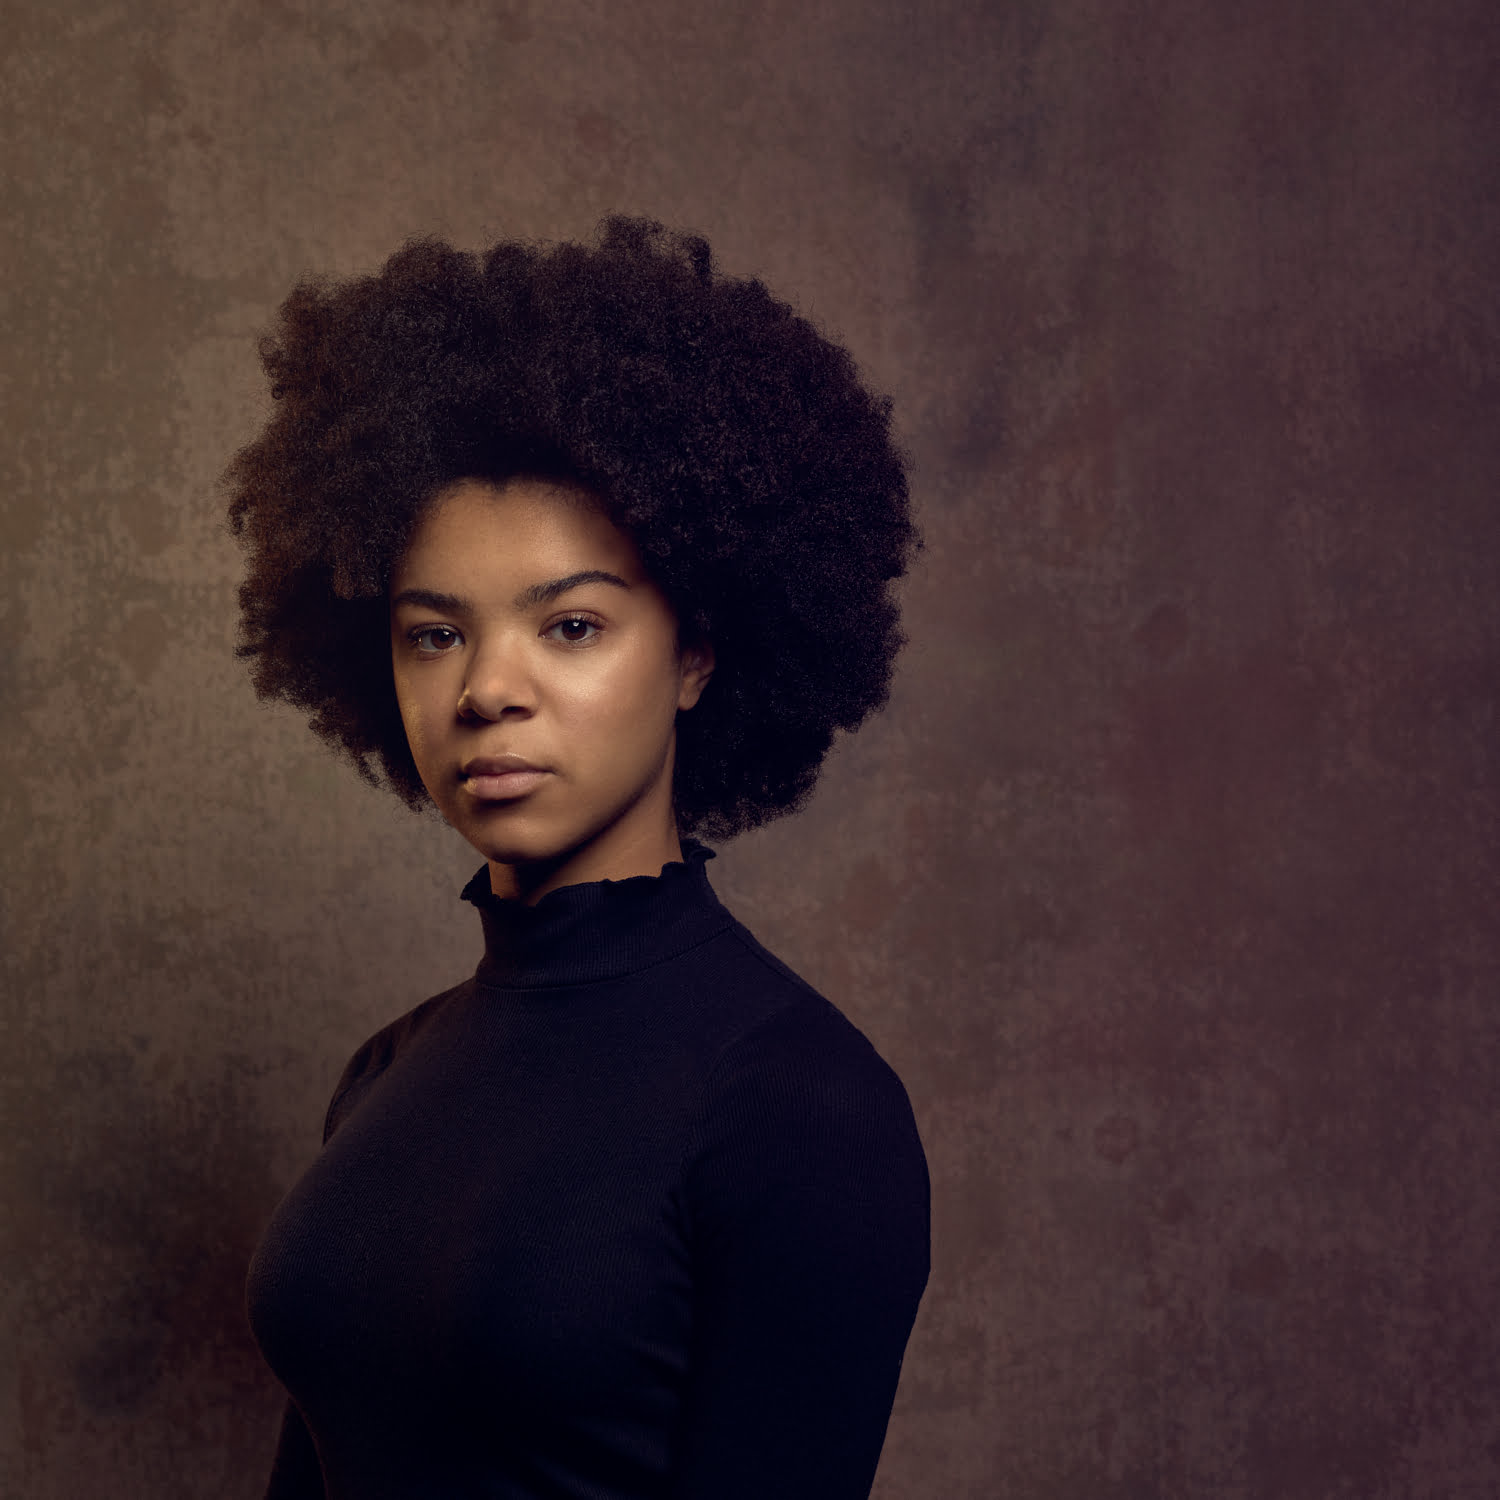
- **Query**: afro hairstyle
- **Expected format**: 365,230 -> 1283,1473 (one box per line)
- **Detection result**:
225,216 -> 917,840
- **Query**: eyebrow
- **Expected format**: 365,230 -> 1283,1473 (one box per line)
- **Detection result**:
390,571 -> 631,615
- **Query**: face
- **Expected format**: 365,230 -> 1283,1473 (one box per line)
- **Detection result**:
389,477 -> 714,904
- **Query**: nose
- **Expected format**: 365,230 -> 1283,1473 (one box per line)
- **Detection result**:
456,637 -> 537,722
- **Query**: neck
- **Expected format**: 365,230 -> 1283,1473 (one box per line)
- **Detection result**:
463,838 -> 725,991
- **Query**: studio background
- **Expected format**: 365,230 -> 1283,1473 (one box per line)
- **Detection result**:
3,2 -> 1497,1496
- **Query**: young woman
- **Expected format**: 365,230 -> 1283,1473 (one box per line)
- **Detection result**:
231,217 -> 929,1500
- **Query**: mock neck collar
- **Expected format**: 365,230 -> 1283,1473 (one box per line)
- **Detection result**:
460,840 -> 731,990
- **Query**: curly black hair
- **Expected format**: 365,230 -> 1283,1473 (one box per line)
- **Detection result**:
225,216 -> 917,840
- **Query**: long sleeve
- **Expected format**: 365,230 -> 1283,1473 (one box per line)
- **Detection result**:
256,1029 -> 397,1500
673,1001 -> 931,1500
263,1398 -> 324,1499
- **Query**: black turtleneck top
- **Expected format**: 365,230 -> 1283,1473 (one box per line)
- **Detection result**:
245,843 -> 930,1500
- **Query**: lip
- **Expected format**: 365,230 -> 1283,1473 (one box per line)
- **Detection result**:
459,754 -> 551,802
462,754 -> 544,776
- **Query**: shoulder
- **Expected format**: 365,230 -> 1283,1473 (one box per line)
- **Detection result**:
682,923 -> 930,1300
715,922 -> 914,1090
692,921 -> 928,1186
320,979 -> 469,1143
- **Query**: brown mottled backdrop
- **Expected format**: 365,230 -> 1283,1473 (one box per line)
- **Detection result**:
3,1 -> 1497,1496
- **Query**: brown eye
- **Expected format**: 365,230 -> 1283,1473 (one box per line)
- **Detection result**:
545,616 -> 600,645
412,626 -> 460,653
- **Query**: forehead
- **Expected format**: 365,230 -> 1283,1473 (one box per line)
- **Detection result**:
394,476 -> 649,589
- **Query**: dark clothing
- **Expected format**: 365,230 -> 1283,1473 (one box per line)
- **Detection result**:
246,843 -> 930,1500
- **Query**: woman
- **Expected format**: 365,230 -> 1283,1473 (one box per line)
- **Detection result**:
232,217 -> 929,1500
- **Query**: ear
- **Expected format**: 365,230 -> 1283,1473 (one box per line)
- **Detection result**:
677,638 -> 715,711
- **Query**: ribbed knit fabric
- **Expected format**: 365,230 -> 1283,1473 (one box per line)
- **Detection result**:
246,842 -> 930,1500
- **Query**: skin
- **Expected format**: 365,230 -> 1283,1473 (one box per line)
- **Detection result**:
389,476 -> 715,906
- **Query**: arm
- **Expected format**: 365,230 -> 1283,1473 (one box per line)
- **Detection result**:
263,1399 -> 324,1500
254,1009 -> 420,1500
253,1049 -> 368,1500
251,990 -> 456,1499
673,1004 -> 931,1500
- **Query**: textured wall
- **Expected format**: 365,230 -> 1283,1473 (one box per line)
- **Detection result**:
3,1 -> 1497,1496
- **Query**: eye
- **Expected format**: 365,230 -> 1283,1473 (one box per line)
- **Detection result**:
410,625 -> 462,654
544,615 -> 601,645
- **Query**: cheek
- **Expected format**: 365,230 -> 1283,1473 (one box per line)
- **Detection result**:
392,666 -> 440,767
557,650 -> 680,745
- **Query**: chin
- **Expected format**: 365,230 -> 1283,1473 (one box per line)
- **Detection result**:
452,807 -> 594,871
465,827 -> 575,870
